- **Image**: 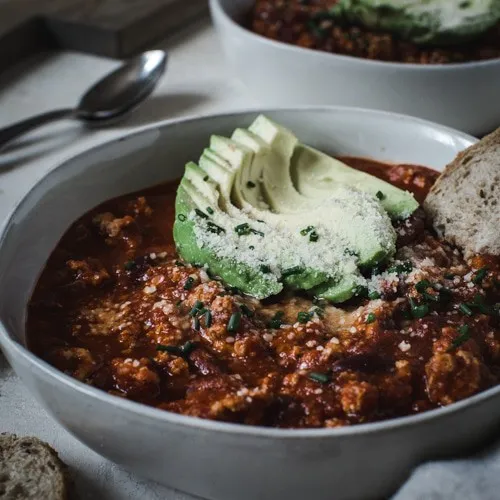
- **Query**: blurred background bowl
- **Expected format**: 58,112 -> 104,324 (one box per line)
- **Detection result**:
210,0 -> 500,137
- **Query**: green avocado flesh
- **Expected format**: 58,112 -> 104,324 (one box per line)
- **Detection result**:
173,115 -> 418,302
333,0 -> 500,45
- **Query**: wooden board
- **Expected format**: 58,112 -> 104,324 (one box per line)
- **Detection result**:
0,0 -> 208,69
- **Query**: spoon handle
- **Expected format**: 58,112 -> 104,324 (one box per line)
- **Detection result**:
0,109 -> 74,151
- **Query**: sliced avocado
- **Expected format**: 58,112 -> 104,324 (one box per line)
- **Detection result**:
291,145 -> 418,220
333,0 -> 500,45
249,115 -> 298,157
173,114 -> 410,304
244,117 -> 396,267
209,136 -> 253,173
228,127 -> 329,290
248,116 -> 306,213
313,274 -> 363,303
229,129 -> 267,210
184,162 -> 219,206
174,177 -> 282,300
199,150 -> 233,199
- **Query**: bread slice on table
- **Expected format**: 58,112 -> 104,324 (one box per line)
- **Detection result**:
0,434 -> 69,500
424,128 -> 500,257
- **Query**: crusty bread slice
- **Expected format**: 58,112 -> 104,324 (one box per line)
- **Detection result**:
424,128 -> 500,257
0,434 -> 69,500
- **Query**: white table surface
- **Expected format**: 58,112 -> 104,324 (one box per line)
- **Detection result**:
1,17 -> 499,500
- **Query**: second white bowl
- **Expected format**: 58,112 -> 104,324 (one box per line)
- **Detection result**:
210,0 -> 500,136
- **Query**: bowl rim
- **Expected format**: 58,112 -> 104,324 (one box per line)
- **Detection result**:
210,0 -> 500,71
0,104 -> 490,440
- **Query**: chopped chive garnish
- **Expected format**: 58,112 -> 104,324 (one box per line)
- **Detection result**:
470,294 -> 492,315
388,261 -> 413,274
124,260 -> 136,270
193,316 -> 200,330
206,222 -> 225,234
409,297 -> 429,319
354,286 -> 369,298
189,300 -> 204,316
260,264 -> 271,274
233,221 -> 264,237
204,310 -> 212,327
376,191 -> 386,200
184,276 -> 195,290
203,175 -> 209,181
235,223 -> 251,236
344,248 -> 359,257
249,245 -> 255,250
297,311 -> 313,324
268,311 -> 284,329
308,372 -> 330,384
472,267 -> 488,284
182,341 -> 195,355
246,181 -> 256,188
458,324 -> 469,335
366,312 -> 376,323
282,266 -> 302,278
157,341 -> 195,357
314,307 -> 325,318
448,325 -> 470,352
444,273 -> 455,279
206,207 -> 214,215
415,279 -> 432,293
312,297 -> 327,307
177,214 -> 187,222
300,226 -> 314,236
423,292 -> 440,303
240,304 -> 254,317
227,312 -> 241,333
195,208 -> 208,219
156,344 -> 182,355
368,291 -> 381,300
309,231 -> 319,242
459,303 -> 473,316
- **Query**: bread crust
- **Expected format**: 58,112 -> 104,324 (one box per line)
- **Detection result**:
0,434 -> 69,500
424,128 -> 500,257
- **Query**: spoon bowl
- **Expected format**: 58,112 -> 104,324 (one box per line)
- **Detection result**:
0,50 -> 168,150
77,50 -> 167,122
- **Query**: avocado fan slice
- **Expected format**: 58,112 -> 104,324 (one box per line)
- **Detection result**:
174,167 -> 282,299
173,115 -> 418,303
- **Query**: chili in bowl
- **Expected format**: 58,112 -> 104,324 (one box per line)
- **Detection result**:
210,0 -> 500,135
1,108 -> 498,500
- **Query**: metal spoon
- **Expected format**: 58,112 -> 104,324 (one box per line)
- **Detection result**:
0,50 -> 168,150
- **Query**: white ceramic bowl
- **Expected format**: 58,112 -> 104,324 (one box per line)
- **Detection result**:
210,0 -> 500,136
1,107 -> 494,500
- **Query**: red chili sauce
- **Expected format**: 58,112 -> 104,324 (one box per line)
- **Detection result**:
27,157 -> 500,428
